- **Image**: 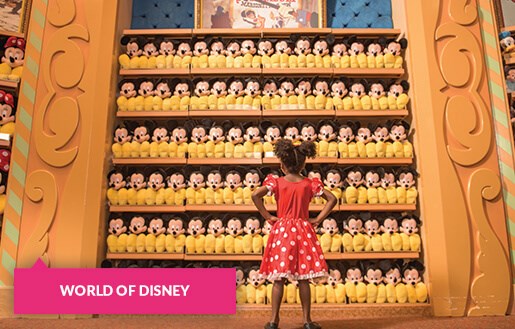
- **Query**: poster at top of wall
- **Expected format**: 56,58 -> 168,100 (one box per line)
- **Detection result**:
500,0 -> 515,27
197,0 -> 323,29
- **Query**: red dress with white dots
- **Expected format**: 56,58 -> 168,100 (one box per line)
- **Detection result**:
260,174 -> 328,281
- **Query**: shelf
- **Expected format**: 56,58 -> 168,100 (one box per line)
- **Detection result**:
335,110 -> 408,118
339,204 -> 416,212
188,158 -> 262,165
0,30 -> 24,38
119,68 -> 190,76
263,157 -> 337,164
332,68 -> 404,77
330,28 -> 401,37
122,29 -> 193,36
262,28 -> 333,37
190,68 -> 261,75
112,158 -> 187,165
106,252 -> 184,260
337,158 -> 413,165
324,251 -> 419,260
116,111 -> 188,118
505,57 -> 515,65
262,110 -> 335,117
189,110 -> 261,117
0,79 -> 19,90
192,28 -> 264,37
185,204 -> 262,212
0,139 -> 10,148
262,68 -> 333,76
184,253 -> 262,261
109,205 -> 186,213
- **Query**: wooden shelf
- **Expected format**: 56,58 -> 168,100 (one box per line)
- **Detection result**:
116,111 -> 188,118
337,158 -> 413,165
189,110 -> 261,117
190,68 -> 261,75
119,68 -> 190,76
505,57 -> 515,65
502,25 -> 515,33
262,110 -> 335,117
333,68 -> 404,77
339,204 -> 417,212
262,68 -> 333,76
185,204 -> 258,212
0,30 -> 24,38
0,79 -> 19,90
188,158 -> 262,165
263,157 -> 337,164
335,110 -> 408,118
184,253 -> 262,261
324,251 -> 419,260
112,158 -> 187,165
262,28 -> 333,37
192,28 -> 264,37
122,29 -> 193,36
330,28 -> 401,37
0,139 -> 10,148
107,252 -> 184,260
109,205 -> 186,213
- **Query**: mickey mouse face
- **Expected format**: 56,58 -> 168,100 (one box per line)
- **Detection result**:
295,39 -> 311,55
346,268 -> 363,283
236,268 -> 246,286
168,172 -> 186,190
275,40 -> 291,54
227,127 -> 243,144
367,43 -> 382,57
327,269 -> 342,287
397,172 -> 416,188
143,42 -> 158,57
313,40 -> 329,56
262,221 -> 273,235
244,126 -> 261,142
279,81 -> 295,96
381,172 -> 396,188
388,84 -> 405,98
384,268 -> 402,285
313,81 -> 329,96
139,81 -> 155,97
225,172 -> 242,190
346,171 -> 364,187
129,216 -> 147,234
331,81 -> 348,98
364,219 -> 380,235
403,268 -> 421,286
401,217 -> 419,235
171,127 -> 188,143
195,81 -> 210,97
244,218 -> 261,235
385,41 -> 402,56
372,126 -> 389,142
193,41 -> 208,56
209,126 -> 225,142
258,40 -> 274,56
243,171 -> 261,189
349,83 -> 365,98
349,42 -> 364,55
177,42 -> 192,57
191,126 -> 207,143
211,81 -> 227,96
284,126 -> 300,141
129,173 -> 146,190
226,218 -> 243,236
210,41 -> 224,55
188,172 -> 205,189
321,218 -> 339,235
389,124 -> 407,142
338,126 -> 355,143
382,217 -> 399,234
356,127 -> 372,143
263,81 -> 278,97
225,42 -> 241,57
134,126 -> 150,142
114,127 -> 131,144
208,219 -> 224,236
229,80 -> 244,96
159,41 -> 175,56
324,171 -> 343,189
245,81 -> 260,97
109,218 -> 127,236
152,128 -> 169,143
247,269 -> 266,287
296,80 -> 312,96
301,124 -> 316,142
365,171 -> 380,188
156,81 -> 172,98
187,218 -> 205,236
148,172 -> 165,190
319,124 -> 336,141
365,268 -> 383,285
332,43 -> 347,57
369,83 -> 385,98
109,172 -> 125,189
207,171 -> 223,190
168,219 -> 185,236
119,81 -> 136,98
241,40 -> 256,55
148,218 -> 165,235
174,83 -> 190,97
507,69 -> 515,81
265,126 -> 281,143
307,170 -> 321,181
126,41 -> 142,57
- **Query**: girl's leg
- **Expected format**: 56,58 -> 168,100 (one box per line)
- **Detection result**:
270,279 -> 285,324
298,280 -> 313,324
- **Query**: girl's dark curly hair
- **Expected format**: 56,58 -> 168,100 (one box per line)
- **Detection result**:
274,139 -> 316,174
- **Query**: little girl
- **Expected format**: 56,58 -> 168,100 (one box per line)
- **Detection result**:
252,139 -> 337,329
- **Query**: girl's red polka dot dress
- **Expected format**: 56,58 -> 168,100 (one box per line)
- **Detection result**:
260,174 -> 328,281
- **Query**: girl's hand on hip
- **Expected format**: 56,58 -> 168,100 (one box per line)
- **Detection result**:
266,216 -> 280,224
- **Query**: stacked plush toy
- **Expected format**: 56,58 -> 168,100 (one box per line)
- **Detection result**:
117,78 -> 409,112
0,36 -> 25,82
500,31 -> 515,61
0,90 -> 17,136
119,35 -> 407,70
0,148 -> 11,215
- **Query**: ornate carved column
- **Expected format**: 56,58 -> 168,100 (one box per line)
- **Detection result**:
405,0 -> 513,316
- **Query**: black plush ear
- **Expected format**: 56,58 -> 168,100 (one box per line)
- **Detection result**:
259,120 -> 274,135
400,80 -> 410,92
120,36 -> 131,46
398,38 -> 408,49
326,34 -> 335,47
360,79 -> 368,90
347,35 -> 357,46
378,37 -> 388,48
290,33 -> 300,43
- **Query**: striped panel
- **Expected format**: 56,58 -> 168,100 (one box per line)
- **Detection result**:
478,0 -> 515,282
0,0 -> 48,286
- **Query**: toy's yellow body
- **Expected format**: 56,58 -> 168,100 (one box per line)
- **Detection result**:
223,187 -> 244,205
188,142 -> 207,158
205,234 -> 225,253
205,188 -> 224,205
378,186 -> 397,204
236,285 -> 247,304
186,187 -> 206,205
165,234 -> 186,253
364,234 -> 383,252
345,282 -> 367,303
315,284 -> 326,303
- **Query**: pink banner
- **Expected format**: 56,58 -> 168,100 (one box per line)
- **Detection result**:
14,260 -> 235,314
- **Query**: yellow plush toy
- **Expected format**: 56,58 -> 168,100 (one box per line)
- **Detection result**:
236,267 -> 247,304
146,217 -> 166,252
368,81 -> 389,110
205,217 -> 225,253
205,170 -> 225,205
206,124 -> 226,159
190,79 -> 211,111
191,38 -> 209,69
112,125 -> 132,158
261,79 -> 280,110
313,36 -> 332,68
153,80 -> 172,111
319,218 -> 342,253
187,123 -> 209,159
106,170 -> 128,206
243,79 -> 261,110
185,217 -> 206,253
399,215 -> 422,251
330,79 -> 348,111
371,124 -> 390,158
127,216 -> 147,253
300,123 -> 318,156
349,80 -> 371,110
149,126 -> 170,158
363,262 -> 386,303
344,265 -> 367,303
313,80 -> 330,110
242,217 -> 263,254
324,169 -> 344,204
257,39 -> 274,68
118,36 -> 143,69
382,38 -> 407,69
347,36 -> 367,69
246,268 -> 267,304
402,261 -> 428,303
344,168 -> 366,204
241,39 -> 257,68
185,171 -> 206,205
381,260 -> 408,303
131,124 -> 151,157
286,278 -> 299,304
170,80 -> 191,111
117,80 -> 137,111
243,124 -> 263,159
387,81 -> 410,110
365,40 -> 385,68
166,216 -> 187,253
292,36 -> 312,68
278,79 -> 297,109
377,168 -> 398,204
165,171 -> 186,206
261,121 -> 282,158
273,40 -> 292,69
145,169 -> 166,205
396,168 -> 418,204
337,123 -> 358,158
173,41 -> 192,69
127,171 -> 147,206
156,38 -> 175,69
140,39 -> 159,69
261,221 -> 273,248
225,126 -> 245,158
317,121 -> 338,157
224,40 -> 242,68
243,169 -> 262,205
355,126 -> 375,158
223,170 -> 244,205
207,38 -> 226,68
342,215 -> 366,252
326,268 -> 346,303
363,218 -> 383,252
365,169 -> 381,204
389,121 -> 413,158
226,79 -> 245,110
135,79 -> 155,112
225,217 -> 244,254
314,277 -> 327,304
169,125 -> 189,158
107,216 -> 128,253
380,215 -> 403,251
209,79 -> 228,110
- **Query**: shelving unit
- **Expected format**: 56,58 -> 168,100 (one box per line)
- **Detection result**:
0,80 -> 19,91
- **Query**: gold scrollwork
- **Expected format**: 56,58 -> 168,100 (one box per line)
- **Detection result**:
47,0 -> 77,28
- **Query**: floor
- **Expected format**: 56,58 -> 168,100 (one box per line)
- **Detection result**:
1,315 -> 514,329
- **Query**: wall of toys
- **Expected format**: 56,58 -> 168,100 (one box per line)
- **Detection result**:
105,27 -> 428,306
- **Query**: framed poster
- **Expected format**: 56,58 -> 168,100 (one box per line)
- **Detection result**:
0,0 -> 30,33
196,0 -> 325,29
